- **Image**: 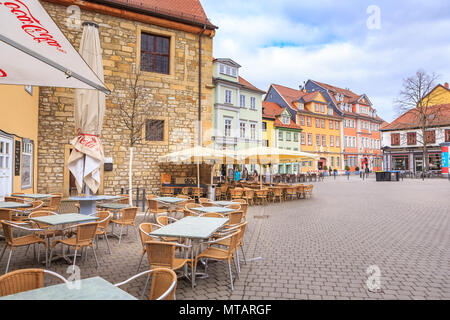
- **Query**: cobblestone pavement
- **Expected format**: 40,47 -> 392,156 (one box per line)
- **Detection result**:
1,176 -> 449,300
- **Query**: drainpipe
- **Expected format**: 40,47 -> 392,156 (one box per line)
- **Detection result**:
198,25 -> 207,147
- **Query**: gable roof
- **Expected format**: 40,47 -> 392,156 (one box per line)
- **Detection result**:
262,101 -> 283,119
93,0 -> 216,28
381,104 -> 450,131
271,84 -> 305,110
239,76 -> 266,94
213,58 -> 241,68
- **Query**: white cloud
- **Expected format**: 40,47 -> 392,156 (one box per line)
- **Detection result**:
202,0 -> 450,122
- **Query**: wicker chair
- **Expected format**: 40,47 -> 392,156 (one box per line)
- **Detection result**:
161,187 -> 175,197
144,199 -> 167,222
181,187 -> 191,197
215,188 -> 222,201
0,221 -> 48,273
226,211 -> 244,226
255,189 -> 268,205
49,222 -> 99,268
304,185 -> 314,198
145,241 -> 193,283
296,185 -> 305,199
201,202 -> 215,207
193,231 -> 240,290
4,196 -> 24,203
0,268 -> 68,297
137,223 -> 161,272
191,187 -> 204,202
272,188 -> 283,203
226,203 -> 241,211
242,189 -> 254,205
285,187 -> 297,201
116,194 -> 130,205
219,185 -> 229,200
229,188 -> 244,201
198,198 -> 210,205
93,211 -> 113,254
15,200 -> 44,222
41,193 -> 62,212
214,221 -> 248,272
115,268 -> 177,300
155,216 -> 181,243
111,207 -> 139,244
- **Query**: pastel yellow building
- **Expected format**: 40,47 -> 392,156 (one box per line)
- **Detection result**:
0,85 -> 39,198
295,90 -> 343,172
423,83 -> 450,106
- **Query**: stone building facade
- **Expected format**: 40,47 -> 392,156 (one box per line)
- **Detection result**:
37,0 -> 216,196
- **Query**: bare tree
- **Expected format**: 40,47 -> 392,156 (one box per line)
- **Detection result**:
394,69 -> 445,173
118,73 -> 148,204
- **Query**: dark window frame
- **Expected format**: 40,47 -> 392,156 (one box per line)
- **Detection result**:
407,132 -> 416,145
391,133 -> 400,146
145,119 -> 165,142
445,129 -> 450,142
425,130 -> 436,144
140,32 -> 170,74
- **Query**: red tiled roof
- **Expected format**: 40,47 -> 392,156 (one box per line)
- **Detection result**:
274,118 -> 302,130
239,76 -> 266,94
98,0 -> 215,27
262,101 -> 283,118
299,91 -> 319,103
271,84 -> 306,110
381,121 -> 390,130
382,104 -> 450,130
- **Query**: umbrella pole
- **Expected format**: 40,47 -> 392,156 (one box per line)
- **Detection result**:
197,163 -> 200,188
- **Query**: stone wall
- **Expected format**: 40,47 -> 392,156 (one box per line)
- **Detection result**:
37,1 -> 214,196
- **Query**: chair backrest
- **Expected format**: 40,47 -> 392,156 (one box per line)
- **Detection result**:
200,212 -> 224,218
147,199 -> 159,211
120,207 -> 138,223
146,241 -> 176,269
147,194 -> 157,200
220,185 -> 228,192
4,196 -> 24,203
201,202 -> 215,207
239,203 -> 248,217
31,200 -> 44,211
225,231 -> 240,256
185,203 -> 199,210
149,268 -> 177,300
176,194 -> 190,199
96,211 -> 112,230
227,203 -> 241,211
273,188 -> 282,196
75,222 -> 98,243
181,187 -> 190,195
228,211 -> 243,225
198,198 -> 209,204
0,268 -> 68,297
192,187 -> 203,195
183,209 -> 198,217
49,194 -> 62,210
244,189 -> 254,197
0,209 -> 12,221
139,223 -> 160,247
161,187 -> 174,195
237,221 -> 248,245
156,215 -> 169,226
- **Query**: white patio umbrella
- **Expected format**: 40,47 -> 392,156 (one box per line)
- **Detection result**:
0,0 -> 109,93
236,147 -> 320,188
67,22 -> 106,194
158,146 -> 236,187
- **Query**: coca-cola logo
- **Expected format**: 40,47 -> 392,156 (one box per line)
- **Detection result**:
1,0 -> 66,53
0,68 -> 6,77
76,132 -> 101,152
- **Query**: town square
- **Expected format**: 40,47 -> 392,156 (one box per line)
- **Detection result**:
0,0 -> 449,304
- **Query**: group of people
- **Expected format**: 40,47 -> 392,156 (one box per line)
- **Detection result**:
222,166 -> 259,182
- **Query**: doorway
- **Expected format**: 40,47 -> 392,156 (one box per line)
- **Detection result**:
0,135 -> 13,200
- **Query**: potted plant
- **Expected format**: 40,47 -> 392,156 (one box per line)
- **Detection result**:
355,166 -> 360,175
323,165 -> 328,175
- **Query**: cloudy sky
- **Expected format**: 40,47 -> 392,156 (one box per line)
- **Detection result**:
200,0 -> 450,122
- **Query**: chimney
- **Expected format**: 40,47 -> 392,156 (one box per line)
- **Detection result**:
445,82 -> 449,88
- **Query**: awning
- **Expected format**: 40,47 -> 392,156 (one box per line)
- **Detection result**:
0,0 -> 110,94
158,146 -> 236,165
236,147 -> 320,165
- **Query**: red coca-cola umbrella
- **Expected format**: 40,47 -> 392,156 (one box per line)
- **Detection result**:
0,0 -> 109,93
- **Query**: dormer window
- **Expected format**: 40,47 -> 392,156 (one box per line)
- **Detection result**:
282,115 -> 290,125
298,103 -> 304,110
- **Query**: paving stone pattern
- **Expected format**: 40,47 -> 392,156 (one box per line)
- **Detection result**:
1,176 -> 449,300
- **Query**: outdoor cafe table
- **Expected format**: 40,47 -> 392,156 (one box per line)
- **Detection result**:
191,206 -> 235,215
96,203 -> 131,238
150,216 -> 229,289
0,201 -> 32,209
69,195 -> 121,215
0,276 -> 137,300
29,213 -> 99,264
154,197 -> 186,216
12,193 -> 53,201
211,201 -> 238,207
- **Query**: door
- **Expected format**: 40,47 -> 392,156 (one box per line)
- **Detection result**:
0,136 -> 13,200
